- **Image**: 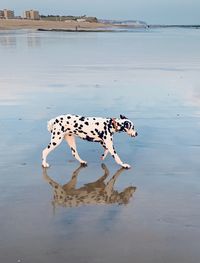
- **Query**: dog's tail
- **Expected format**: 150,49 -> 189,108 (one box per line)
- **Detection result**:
47,118 -> 55,133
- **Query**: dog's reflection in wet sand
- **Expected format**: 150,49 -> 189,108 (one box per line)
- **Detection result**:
43,164 -> 136,207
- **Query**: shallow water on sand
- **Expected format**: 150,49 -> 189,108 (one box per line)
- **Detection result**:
0,28 -> 200,263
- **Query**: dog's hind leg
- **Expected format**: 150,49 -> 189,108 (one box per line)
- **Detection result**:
42,127 -> 64,168
65,135 -> 87,165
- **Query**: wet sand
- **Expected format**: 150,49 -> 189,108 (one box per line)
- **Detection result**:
0,29 -> 200,263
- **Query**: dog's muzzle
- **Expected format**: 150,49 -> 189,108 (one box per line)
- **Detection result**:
131,131 -> 138,137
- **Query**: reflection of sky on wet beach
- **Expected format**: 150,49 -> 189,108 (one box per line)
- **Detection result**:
0,29 -> 200,113
0,28 -> 200,263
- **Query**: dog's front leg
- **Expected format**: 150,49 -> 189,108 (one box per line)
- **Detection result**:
104,138 -> 131,169
101,149 -> 109,160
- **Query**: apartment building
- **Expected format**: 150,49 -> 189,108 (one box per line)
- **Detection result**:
1,9 -> 15,19
0,10 -> 4,18
23,10 -> 40,20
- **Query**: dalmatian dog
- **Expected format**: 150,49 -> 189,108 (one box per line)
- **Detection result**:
42,114 -> 138,169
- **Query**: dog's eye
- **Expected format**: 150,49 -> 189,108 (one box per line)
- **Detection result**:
124,121 -> 131,129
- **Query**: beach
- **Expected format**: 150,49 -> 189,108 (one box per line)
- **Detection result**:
0,28 -> 200,263
0,18 -> 111,30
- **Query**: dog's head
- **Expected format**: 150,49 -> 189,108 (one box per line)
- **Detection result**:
118,114 -> 138,137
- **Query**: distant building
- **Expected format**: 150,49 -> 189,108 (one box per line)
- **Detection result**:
3,9 -> 14,19
23,10 -> 40,20
0,10 -> 4,18
23,11 -> 30,19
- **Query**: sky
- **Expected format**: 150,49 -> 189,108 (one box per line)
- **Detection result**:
0,0 -> 200,25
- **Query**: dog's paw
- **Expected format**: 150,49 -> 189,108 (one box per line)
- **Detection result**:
42,162 -> 50,168
80,161 -> 87,167
122,163 -> 131,169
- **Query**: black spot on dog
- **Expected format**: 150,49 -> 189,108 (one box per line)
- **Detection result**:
86,136 -> 94,142
85,121 -> 89,125
48,145 -> 50,149
99,131 -> 104,139
57,132 -> 60,135
53,142 -> 56,146
71,147 -> 75,152
74,123 -> 78,128
55,119 -> 59,123
67,116 -> 71,119
108,130 -> 112,135
79,117 -> 85,121
95,122 -> 99,125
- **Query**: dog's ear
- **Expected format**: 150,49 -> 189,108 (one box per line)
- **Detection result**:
120,114 -> 128,119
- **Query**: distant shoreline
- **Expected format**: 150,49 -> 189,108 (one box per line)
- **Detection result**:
149,25 -> 200,28
0,19 -> 200,31
37,28 -> 118,33
0,18 -> 111,31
